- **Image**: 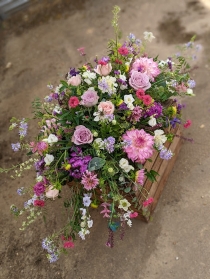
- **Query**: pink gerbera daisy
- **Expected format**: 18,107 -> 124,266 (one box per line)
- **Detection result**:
81,170 -> 99,190
122,129 -> 154,163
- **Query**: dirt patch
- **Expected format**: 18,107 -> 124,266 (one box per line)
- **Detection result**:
158,16 -> 198,44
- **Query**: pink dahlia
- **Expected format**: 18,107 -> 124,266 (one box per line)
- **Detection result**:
81,170 -> 99,190
135,169 -> 145,185
131,57 -> 160,81
122,129 -> 154,163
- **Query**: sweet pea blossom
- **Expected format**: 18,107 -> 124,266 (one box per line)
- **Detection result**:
148,116 -> 157,127
44,154 -> 54,165
82,71 -> 96,85
124,94 -> 135,110
119,158 -> 134,173
143,31 -> 155,42
43,134 -> 58,145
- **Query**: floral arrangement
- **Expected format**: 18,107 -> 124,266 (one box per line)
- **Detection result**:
1,6 -> 200,263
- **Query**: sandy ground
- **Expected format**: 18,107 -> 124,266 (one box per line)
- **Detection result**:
0,0 -> 210,278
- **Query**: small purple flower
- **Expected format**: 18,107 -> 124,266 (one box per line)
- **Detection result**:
170,117 -> 181,128
159,147 -> 173,160
83,195 -> 91,207
144,102 -> 163,118
19,119 -> 28,137
17,187 -> 25,196
69,67 -> 80,77
47,84 -> 53,90
118,102 -> 128,110
44,95 -> 53,102
104,137 -> 115,153
11,142 -> 21,152
185,41 -> 194,48
187,79 -> 196,88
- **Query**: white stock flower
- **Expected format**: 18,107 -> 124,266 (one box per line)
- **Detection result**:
94,138 -> 104,149
44,154 -> 54,165
82,71 -> 96,85
148,116 -> 157,127
119,158 -> 129,169
143,31 -> 155,42
87,219 -> 93,228
154,130 -> 167,147
124,94 -> 134,110
123,165 -> 134,173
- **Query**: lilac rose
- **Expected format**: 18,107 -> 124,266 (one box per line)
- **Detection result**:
129,71 -> 151,91
72,125 -> 93,145
80,88 -> 99,107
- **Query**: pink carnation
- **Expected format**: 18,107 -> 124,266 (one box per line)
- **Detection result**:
130,212 -> 138,218
131,57 -> 160,81
183,119 -> 192,128
143,197 -> 154,207
63,241 -> 74,248
142,95 -> 153,106
34,200 -> 45,207
118,46 -> 129,56
72,125 -> 93,145
122,129 -> 154,163
68,96 -> 80,108
129,71 -> 151,91
136,89 -> 145,99
80,89 -> 99,107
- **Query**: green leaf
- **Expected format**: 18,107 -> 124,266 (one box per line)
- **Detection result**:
88,157 -> 106,171
124,186 -> 131,193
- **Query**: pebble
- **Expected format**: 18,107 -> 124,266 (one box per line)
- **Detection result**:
176,257 -> 179,260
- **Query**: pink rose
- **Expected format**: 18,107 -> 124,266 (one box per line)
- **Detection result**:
94,63 -> 112,76
67,74 -> 81,86
98,101 -> 115,115
80,89 -> 99,107
72,125 -> 93,145
45,186 -> 59,200
129,71 -> 151,91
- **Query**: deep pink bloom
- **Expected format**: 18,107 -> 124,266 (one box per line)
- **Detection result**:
129,106 -> 142,122
34,200 -> 45,207
77,47 -> 85,56
81,170 -> 99,190
63,241 -> 74,248
122,129 -> 154,163
100,202 -> 111,218
143,197 -> 154,207
135,169 -> 145,185
68,96 -> 80,108
142,95 -> 153,106
33,182 -> 45,196
118,46 -> 129,56
183,119 -> 192,128
131,57 -> 160,81
130,212 -> 138,218
136,89 -> 145,99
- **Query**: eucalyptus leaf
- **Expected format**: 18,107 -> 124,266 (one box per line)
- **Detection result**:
88,157 -> 106,171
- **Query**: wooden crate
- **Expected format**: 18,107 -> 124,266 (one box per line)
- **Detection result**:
135,125 -> 182,222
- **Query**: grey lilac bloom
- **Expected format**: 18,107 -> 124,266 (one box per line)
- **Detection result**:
160,147 -> 173,160
17,187 -> 25,196
19,119 -> 28,137
11,142 -> 21,152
